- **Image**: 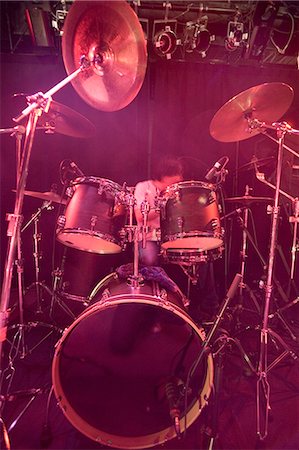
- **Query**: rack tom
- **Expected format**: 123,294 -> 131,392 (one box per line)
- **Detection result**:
159,180 -> 223,252
56,177 -> 126,254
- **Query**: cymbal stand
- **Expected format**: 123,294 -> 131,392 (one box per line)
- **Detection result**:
289,197 -> 299,281
184,274 -> 257,448
21,201 -> 54,316
254,121 -> 299,440
0,61 -> 88,416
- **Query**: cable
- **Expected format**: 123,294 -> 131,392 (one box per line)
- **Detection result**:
270,12 -> 295,54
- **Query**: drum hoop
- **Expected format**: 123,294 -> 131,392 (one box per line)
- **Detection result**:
162,180 -> 216,197
52,294 -> 213,449
71,176 -> 122,192
57,229 -> 122,251
162,230 -> 223,242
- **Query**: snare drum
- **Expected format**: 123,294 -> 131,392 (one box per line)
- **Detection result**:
160,180 -> 223,251
56,177 -> 127,254
52,272 -> 213,449
163,247 -> 223,266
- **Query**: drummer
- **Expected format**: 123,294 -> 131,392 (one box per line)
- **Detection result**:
134,155 -> 183,266
134,154 -> 219,321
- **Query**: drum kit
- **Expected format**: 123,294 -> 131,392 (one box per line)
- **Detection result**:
1,1 -> 299,449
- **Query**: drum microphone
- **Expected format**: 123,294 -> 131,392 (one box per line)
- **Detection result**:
165,379 -> 181,437
69,161 -> 85,177
205,156 -> 229,181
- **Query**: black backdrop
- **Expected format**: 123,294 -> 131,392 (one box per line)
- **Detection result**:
1,53 -> 299,294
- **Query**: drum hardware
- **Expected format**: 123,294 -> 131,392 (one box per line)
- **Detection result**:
210,82 -> 299,440
53,271 -> 213,448
289,197 -> 299,281
184,273 -> 256,449
225,186 -> 272,319
204,156 -> 229,183
35,101 -> 96,139
209,83 -> 294,143
140,197 -> 150,250
159,180 -> 223,252
56,177 -> 128,254
62,0 -> 147,112
22,200 -> 55,317
235,155 -> 275,173
12,188 -> 67,205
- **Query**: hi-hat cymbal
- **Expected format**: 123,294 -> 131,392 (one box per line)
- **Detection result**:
210,82 -> 294,142
13,189 -> 67,205
225,195 -> 273,205
237,156 -> 275,172
62,0 -> 147,112
37,101 -> 96,138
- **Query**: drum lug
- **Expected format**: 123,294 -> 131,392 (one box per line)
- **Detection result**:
97,184 -> 104,195
66,186 -> 74,198
177,216 -> 184,232
156,228 -> 161,241
175,190 -> 181,202
90,215 -> 98,231
211,218 -> 219,230
101,288 -> 111,302
57,215 -> 66,229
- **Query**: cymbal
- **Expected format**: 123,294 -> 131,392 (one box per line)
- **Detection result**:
13,189 -> 67,205
225,195 -> 273,205
62,0 -> 147,112
37,101 -> 96,138
210,82 -> 294,142
238,156 -> 275,172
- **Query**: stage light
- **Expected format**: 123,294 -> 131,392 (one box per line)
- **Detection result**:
153,20 -> 180,59
183,17 -> 214,58
225,20 -> 249,51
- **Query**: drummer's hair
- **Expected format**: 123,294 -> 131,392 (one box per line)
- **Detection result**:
152,155 -> 183,181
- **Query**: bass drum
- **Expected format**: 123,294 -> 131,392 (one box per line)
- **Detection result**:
52,273 -> 213,449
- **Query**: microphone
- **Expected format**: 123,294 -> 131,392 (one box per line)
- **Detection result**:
69,161 -> 84,177
205,157 -> 228,181
221,207 -> 245,221
165,379 -> 181,437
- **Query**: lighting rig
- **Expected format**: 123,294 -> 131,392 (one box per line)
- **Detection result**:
0,1 -> 298,68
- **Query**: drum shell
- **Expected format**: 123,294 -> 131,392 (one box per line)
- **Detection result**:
160,181 -> 222,251
56,177 -> 126,254
52,273 -> 213,449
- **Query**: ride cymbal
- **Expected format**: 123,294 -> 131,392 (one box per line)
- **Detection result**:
225,195 -> 273,205
37,101 -> 96,138
210,82 -> 294,142
62,0 -> 147,111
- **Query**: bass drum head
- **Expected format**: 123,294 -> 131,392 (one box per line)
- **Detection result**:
52,277 -> 213,449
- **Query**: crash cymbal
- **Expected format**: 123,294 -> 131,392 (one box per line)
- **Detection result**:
225,195 -> 273,205
13,189 -> 67,205
210,82 -> 294,142
37,101 -> 95,138
62,0 -> 147,112
238,156 -> 275,172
